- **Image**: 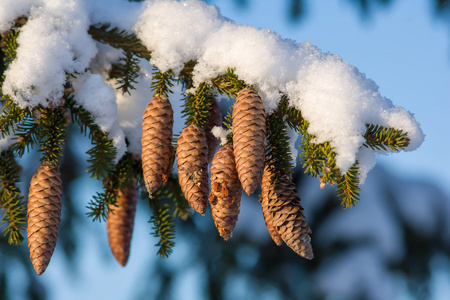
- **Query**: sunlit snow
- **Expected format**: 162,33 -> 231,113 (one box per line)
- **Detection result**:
0,0 -> 424,179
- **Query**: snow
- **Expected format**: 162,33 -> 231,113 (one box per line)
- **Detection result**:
0,0 -> 423,179
0,0 -> 40,33
211,126 -> 230,146
285,52 -> 423,177
71,73 -> 126,161
2,0 -> 97,108
113,59 -> 154,155
135,0 -> 226,74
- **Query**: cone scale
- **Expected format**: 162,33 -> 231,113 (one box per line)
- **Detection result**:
27,164 -> 63,275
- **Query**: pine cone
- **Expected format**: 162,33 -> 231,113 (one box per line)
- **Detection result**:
177,124 -> 209,215
209,144 -> 242,240
232,88 -> 266,195
205,99 -> 222,164
260,166 -> 283,246
268,176 -> 313,259
142,95 -> 174,195
27,164 -> 63,275
107,183 -> 138,266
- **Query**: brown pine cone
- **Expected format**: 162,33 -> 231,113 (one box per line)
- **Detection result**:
107,183 -> 138,266
232,88 -> 266,195
27,164 -> 63,275
205,99 -> 222,164
141,95 -> 174,195
260,166 -> 283,246
177,124 -> 209,215
209,144 -> 242,240
268,176 -> 313,260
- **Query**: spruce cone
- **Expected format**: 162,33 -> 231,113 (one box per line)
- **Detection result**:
107,183 -> 138,266
205,99 -> 222,164
27,164 -> 63,275
260,166 -> 283,246
142,95 -> 174,195
232,88 -> 266,195
268,176 -> 313,259
209,144 -> 242,240
177,124 -> 209,215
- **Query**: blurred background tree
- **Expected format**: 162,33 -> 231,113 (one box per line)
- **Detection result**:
1,0 -> 449,299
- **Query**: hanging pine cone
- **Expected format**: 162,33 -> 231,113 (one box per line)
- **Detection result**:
27,164 -> 63,275
268,176 -> 313,259
205,99 -> 222,164
177,124 -> 209,215
107,182 -> 138,266
209,144 -> 242,240
141,95 -> 174,195
232,88 -> 266,195
260,166 -> 283,246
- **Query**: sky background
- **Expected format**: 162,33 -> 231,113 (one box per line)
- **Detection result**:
32,0 -> 450,299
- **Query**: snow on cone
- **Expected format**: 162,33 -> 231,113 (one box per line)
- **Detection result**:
107,183 -> 138,266
205,99 -> 222,164
177,124 -> 209,215
268,176 -> 313,259
260,166 -> 283,246
142,95 -> 174,195
27,164 -> 63,275
209,144 -> 242,240
232,88 -> 266,195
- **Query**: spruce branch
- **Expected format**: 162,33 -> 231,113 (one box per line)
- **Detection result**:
177,60 -> 196,90
0,98 -> 31,139
2,30 -> 19,67
211,68 -> 247,99
364,124 -> 410,151
0,149 -> 27,245
88,24 -> 151,59
10,116 -> 40,157
298,120 -> 362,207
145,175 -> 188,257
319,142 -> 342,186
113,50 -> 140,95
150,68 -> 174,97
166,176 -> 190,221
182,82 -> 216,128
266,102 -> 295,180
277,95 -> 303,131
221,110 -> 233,145
336,162 -> 361,208
147,184 -> 176,258
37,107 -> 68,166
66,97 -> 117,179
150,205 -> 175,258
88,183 -> 116,223
86,153 -> 138,222
298,120 -> 326,177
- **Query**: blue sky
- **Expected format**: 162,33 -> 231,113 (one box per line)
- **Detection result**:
210,0 -> 450,194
